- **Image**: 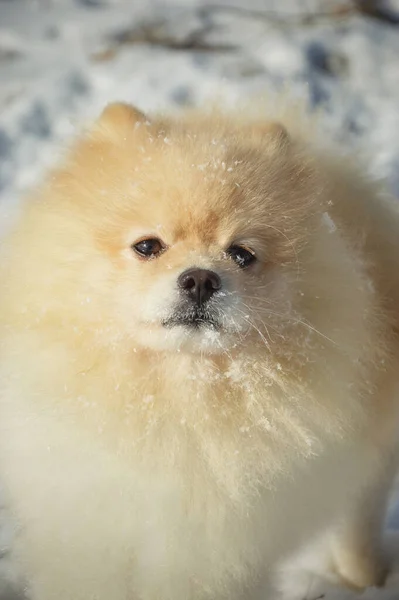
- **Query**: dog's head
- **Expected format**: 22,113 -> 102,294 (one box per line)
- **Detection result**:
44,104 -> 322,354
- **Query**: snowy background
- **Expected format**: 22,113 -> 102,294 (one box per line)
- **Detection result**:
0,0 -> 399,598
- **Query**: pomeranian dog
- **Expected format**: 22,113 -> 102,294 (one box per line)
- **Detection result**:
0,101 -> 399,600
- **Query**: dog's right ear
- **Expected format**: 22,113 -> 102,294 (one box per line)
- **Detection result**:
258,122 -> 289,144
91,103 -> 147,141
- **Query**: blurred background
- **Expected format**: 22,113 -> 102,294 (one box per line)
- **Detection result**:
0,0 -> 398,598
0,0 -> 398,207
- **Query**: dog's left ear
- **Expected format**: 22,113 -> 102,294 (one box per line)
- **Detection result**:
242,119 -> 290,152
92,102 -> 147,140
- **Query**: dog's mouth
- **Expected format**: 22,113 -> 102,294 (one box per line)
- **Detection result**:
162,307 -> 220,330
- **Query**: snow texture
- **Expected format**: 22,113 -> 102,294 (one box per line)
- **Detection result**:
0,0 -> 399,598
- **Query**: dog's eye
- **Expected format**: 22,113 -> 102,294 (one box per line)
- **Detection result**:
226,245 -> 256,268
132,238 -> 165,259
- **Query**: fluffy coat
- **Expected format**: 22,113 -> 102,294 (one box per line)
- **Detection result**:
0,103 -> 398,599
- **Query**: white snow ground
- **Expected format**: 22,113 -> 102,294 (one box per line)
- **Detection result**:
0,0 -> 399,598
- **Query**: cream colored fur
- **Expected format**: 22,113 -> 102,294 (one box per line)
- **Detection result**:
0,102 -> 398,600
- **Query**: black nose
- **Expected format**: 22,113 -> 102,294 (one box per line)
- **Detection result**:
178,268 -> 222,306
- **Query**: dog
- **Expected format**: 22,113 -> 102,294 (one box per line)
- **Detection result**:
0,102 -> 398,600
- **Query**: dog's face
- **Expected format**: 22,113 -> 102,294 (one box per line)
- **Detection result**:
61,104 -> 320,354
